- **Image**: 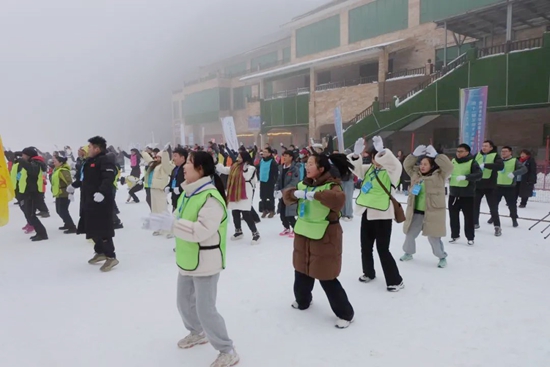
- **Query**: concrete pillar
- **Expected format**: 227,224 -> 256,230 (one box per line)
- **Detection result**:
308,67 -> 318,141
408,0 -> 421,28
291,30 -> 297,60
378,49 -> 389,83
259,80 -> 265,99
506,1 -> 513,42
340,9 -> 349,47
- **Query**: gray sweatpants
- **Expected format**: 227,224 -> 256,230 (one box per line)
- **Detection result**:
341,179 -> 355,218
177,273 -> 233,353
403,213 -> 448,259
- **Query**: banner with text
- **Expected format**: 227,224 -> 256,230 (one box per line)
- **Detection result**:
221,116 -> 239,151
334,107 -> 344,152
459,86 -> 488,154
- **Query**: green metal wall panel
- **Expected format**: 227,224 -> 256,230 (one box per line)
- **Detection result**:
233,86 -> 252,110
470,57 -> 507,107
436,65 -> 469,111
224,62 -> 247,77
296,95 -> 310,124
508,48 -> 550,105
296,15 -> 340,58
251,51 -> 279,70
348,0 -> 408,44
260,95 -> 310,129
420,0 -> 503,23
183,88 -> 220,117
283,47 -> 291,64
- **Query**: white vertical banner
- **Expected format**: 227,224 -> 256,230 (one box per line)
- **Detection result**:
334,106 -> 344,152
180,123 -> 185,146
221,116 -> 239,151
201,126 -> 206,146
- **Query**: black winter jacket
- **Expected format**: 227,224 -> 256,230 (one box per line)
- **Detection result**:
449,155 -> 483,198
475,148 -> 504,190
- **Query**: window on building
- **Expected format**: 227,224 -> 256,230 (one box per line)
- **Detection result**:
233,86 -> 252,110
219,88 -> 231,111
317,71 -> 331,85
360,62 -> 379,79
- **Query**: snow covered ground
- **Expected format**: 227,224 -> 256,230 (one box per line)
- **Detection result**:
1,186 -> 549,367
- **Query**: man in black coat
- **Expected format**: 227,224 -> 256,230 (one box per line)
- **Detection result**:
165,146 -> 187,210
517,149 -> 537,208
69,136 -> 119,272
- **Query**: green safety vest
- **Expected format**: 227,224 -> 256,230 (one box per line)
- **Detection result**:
10,162 -> 19,190
175,188 -> 228,271
414,181 -> 426,212
356,167 -> 391,211
113,167 -> 120,189
51,166 -> 71,197
450,159 -> 473,187
476,153 -> 496,180
497,158 -> 517,186
293,182 -> 335,240
18,167 -> 44,194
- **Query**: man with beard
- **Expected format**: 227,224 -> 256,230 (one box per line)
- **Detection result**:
68,136 -> 118,272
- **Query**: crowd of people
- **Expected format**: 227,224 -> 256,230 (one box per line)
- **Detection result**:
3,134 -> 539,367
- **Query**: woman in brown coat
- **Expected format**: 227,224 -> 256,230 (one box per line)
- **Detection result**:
283,153 -> 355,329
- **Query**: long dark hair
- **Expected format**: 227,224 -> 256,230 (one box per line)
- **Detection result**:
311,153 -> 353,178
420,157 -> 439,176
189,151 -> 227,204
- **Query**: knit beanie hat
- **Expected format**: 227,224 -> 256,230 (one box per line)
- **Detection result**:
22,147 -> 38,158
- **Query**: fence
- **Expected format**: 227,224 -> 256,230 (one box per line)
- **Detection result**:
386,66 -> 427,80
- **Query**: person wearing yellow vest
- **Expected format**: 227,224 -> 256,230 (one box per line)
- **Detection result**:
348,136 -> 404,292
491,146 -> 527,228
474,140 -> 505,236
448,144 -> 483,246
143,151 -> 239,367
17,147 -> 49,241
283,153 -> 355,329
400,145 -> 453,268
51,154 -> 77,233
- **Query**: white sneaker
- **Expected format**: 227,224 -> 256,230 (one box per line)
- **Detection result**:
210,349 -> 240,367
335,318 -> 354,329
177,332 -> 208,349
467,240 -> 474,246
358,275 -> 374,283
342,217 -> 352,222
387,281 -> 405,292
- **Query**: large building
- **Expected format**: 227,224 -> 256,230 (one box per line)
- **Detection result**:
173,0 -> 550,155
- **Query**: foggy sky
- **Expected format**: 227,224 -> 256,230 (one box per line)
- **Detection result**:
0,0 -> 326,152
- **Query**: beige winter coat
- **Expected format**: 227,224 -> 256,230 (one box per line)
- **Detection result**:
402,154 -> 454,238
141,150 -> 173,190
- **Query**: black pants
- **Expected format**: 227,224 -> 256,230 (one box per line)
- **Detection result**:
36,192 -> 49,214
232,210 -> 257,233
130,166 -> 141,178
402,181 -> 410,192
23,193 -> 47,237
93,237 -> 116,258
171,193 -> 181,211
250,207 -> 261,223
145,187 -> 152,209
259,183 -> 275,212
279,200 -> 296,229
496,186 -> 518,220
516,184 -> 530,207
112,189 -> 121,224
18,197 -> 29,225
294,271 -> 354,321
449,196 -> 475,241
128,184 -> 142,203
55,197 -> 75,228
360,214 -> 402,286
474,188 -> 500,227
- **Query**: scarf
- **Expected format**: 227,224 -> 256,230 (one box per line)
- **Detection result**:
227,163 -> 247,202
519,156 -> 528,163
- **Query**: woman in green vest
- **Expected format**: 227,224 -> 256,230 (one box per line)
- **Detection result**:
143,151 -> 239,367
400,145 -> 453,268
283,153 -> 355,329
51,155 -> 76,233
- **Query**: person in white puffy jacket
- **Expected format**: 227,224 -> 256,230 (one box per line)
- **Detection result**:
142,150 -> 173,236
348,136 -> 404,292
216,150 -> 261,245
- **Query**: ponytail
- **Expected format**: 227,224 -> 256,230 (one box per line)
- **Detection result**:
212,173 -> 228,204
328,153 -> 354,178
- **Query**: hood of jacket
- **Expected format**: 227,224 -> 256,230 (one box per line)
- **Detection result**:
455,154 -> 475,164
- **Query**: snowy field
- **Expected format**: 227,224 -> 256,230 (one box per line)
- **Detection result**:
1,186 -> 549,367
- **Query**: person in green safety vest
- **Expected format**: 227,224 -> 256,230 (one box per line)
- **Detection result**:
474,140 -> 504,237
491,146 -> 527,228
142,151 -> 240,367
283,153 -> 355,329
348,136 -> 404,292
448,144 -> 483,246
400,145 -> 454,268
51,154 -> 77,233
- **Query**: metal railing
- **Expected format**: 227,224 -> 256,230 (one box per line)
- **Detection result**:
380,101 -> 393,110
315,75 -> 378,91
386,66 -> 426,80
344,104 -> 374,127
265,87 -> 310,100
477,36 -> 543,58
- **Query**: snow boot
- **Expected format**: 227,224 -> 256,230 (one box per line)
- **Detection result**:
177,332 -> 208,349
494,226 -> 502,237
387,281 -> 405,292
24,226 -> 35,234
449,237 -> 460,243
279,228 -> 291,236
400,253 -> 413,262
30,234 -> 48,242
467,240 -> 474,246
251,232 -> 261,245
487,218 -> 494,224
335,318 -> 354,329
58,225 -> 68,230
88,253 -> 107,264
261,210 -> 268,219
268,211 -> 275,218
231,229 -> 243,241
100,258 -> 119,272
358,275 -> 374,283
64,226 -> 77,234
512,218 -> 519,228
438,258 -> 447,268
291,300 -> 313,310
210,349 -> 240,367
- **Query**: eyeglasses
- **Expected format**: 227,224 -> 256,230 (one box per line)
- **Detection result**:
456,150 -> 467,154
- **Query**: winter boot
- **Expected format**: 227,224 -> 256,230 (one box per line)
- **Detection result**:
58,225 -> 68,230
152,231 -> 162,236
438,258 -> 447,268
210,349 -> 240,367
30,234 -> 48,242
387,281 -> 405,292
88,253 -> 107,264
268,211 -> 275,218
64,226 -> 77,234
487,218 -> 494,224
100,258 -> 119,272
512,218 -> 519,228
400,253 -> 413,262
494,226 -> 502,237
291,300 -> 313,310
335,318 -> 354,329
261,210 -> 268,219
358,275 -> 374,283
251,232 -> 261,245
177,332 -> 208,349
231,229 -> 243,241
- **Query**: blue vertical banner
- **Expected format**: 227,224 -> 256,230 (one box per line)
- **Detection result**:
334,106 -> 344,152
459,86 -> 488,153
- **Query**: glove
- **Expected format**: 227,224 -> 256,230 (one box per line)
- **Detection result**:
68,194 -> 74,202
93,192 -> 105,203
456,175 -> 466,182
164,187 -> 171,194
66,185 -> 75,194
508,173 -> 515,179
479,164 -> 485,170
143,212 -> 174,232
163,142 -> 171,151
293,190 -> 306,199
373,136 -> 384,152
425,145 -> 438,158
305,191 -> 316,201
353,138 -> 365,156
173,187 -> 181,195
274,190 -> 282,199
413,145 -> 427,157
280,142 -> 284,147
